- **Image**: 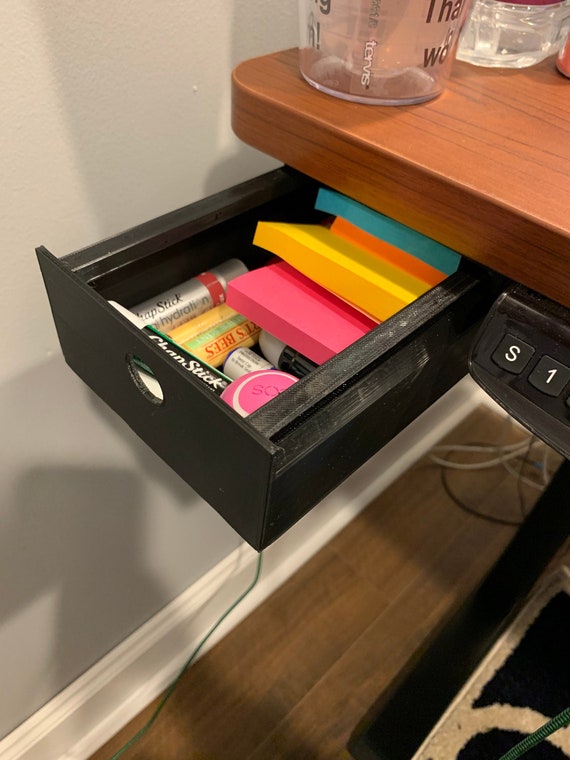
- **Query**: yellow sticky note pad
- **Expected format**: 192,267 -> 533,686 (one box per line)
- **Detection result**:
253,222 -> 431,322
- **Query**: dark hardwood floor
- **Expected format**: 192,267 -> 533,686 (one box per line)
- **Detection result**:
89,405 -> 562,760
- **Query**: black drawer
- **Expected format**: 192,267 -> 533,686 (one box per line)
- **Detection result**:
37,168 -> 504,550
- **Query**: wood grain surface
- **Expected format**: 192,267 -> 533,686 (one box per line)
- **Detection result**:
232,49 -> 570,309
89,406 -> 561,760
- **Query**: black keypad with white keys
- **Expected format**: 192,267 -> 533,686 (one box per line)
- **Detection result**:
469,284 -> 570,459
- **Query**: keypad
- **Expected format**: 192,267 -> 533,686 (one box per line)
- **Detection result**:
492,337 -> 570,401
469,284 -> 570,459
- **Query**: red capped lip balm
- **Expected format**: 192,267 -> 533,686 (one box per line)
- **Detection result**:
221,369 -> 297,417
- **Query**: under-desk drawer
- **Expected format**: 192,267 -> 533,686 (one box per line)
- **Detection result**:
37,168 -> 504,550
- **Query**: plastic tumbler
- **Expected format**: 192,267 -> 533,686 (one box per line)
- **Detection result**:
298,0 -> 472,105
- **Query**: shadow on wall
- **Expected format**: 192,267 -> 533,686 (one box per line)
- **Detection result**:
0,464 -> 166,736
86,389 -> 203,507
2,455 -> 239,744
0,353 -> 240,741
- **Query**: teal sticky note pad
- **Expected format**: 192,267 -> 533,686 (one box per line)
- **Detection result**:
315,188 -> 461,276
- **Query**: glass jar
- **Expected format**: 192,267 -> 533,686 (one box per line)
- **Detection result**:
456,0 -> 570,67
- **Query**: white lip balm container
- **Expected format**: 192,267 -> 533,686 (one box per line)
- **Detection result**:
223,347 -> 274,380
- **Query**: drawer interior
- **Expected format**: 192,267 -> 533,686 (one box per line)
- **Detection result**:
37,167 -> 505,549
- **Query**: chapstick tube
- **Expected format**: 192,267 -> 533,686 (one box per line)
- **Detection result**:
132,259 -> 247,332
109,301 -> 230,395
221,369 -> 297,417
223,347 -> 273,380
259,330 -> 318,378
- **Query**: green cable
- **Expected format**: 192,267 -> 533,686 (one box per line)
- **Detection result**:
109,551 -> 263,760
497,706 -> 570,760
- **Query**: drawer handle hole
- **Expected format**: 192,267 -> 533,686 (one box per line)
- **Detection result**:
126,353 -> 164,404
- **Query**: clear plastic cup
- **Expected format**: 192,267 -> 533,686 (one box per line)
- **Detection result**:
298,0 -> 472,105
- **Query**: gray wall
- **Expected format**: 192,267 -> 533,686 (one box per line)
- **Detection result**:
0,0 -> 297,739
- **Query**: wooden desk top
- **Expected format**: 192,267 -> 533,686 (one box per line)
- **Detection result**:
232,48 -> 570,309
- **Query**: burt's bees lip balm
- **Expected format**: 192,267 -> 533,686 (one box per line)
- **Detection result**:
221,370 -> 298,417
167,303 -> 237,343
132,259 -> 247,332
172,311 -> 261,367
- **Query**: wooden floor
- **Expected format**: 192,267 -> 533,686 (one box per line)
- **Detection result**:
90,406 -> 561,760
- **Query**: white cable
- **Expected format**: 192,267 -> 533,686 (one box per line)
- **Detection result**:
429,444 -> 534,470
500,456 -> 545,491
431,441 -> 531,454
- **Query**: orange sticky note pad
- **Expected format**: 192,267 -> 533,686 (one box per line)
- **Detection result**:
330,217 -> 446,288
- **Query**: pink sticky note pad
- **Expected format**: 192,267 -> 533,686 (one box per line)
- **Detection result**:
226,261 -> 377,364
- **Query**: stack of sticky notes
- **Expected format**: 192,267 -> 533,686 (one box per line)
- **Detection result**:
252,223 -> 427,322
225,188 -> 463,365
252,189 -> 461,324
226,260 -> 377,364
315,188 -> 461,276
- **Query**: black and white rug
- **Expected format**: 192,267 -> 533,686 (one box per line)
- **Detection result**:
413,567 -> 570,759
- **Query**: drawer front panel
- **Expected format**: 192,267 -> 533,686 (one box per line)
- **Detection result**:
262,270 -> 495,545
37,251 -> 276,547
37,168 -> 503,549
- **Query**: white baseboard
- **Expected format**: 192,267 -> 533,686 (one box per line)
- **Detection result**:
0,377 -> 487,760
